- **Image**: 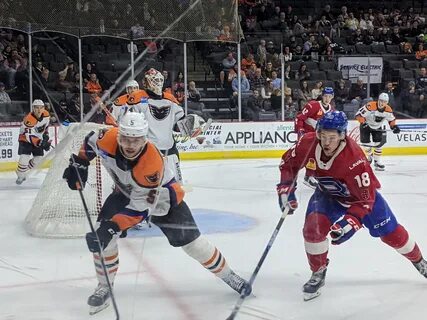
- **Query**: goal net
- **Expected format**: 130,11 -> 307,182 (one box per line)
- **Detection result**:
24,123 -> 113,238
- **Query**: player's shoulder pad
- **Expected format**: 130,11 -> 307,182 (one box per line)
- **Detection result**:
96,127 -> 118,156
132,142 -> 164,188
41,110 -> 50,118
114,94 -> 128,106
127,89 -> 149,105
384,105 -> 393,113
23,113 -> 37,127
365,101 -> 377,111
163,91 -> 180,104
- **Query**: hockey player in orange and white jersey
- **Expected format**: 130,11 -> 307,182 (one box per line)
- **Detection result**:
355,93 -> 400,171
62,113 -> 251,315
16,99 -> 51,184
105,79 -> 140,125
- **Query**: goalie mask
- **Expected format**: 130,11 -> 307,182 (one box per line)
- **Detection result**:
118,112 -> 149,160
144,68 -> 164,96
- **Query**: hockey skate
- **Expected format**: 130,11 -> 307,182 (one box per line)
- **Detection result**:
222,271 -> 252,297
15,176 -> 26,185
303,265 -> 328,301
374,160 -> 385,171
88,284 -> 111,315
413,258 -> 427,278
303,175 -> 318,189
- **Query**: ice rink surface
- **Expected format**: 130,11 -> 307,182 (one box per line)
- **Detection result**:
1,155 -> 427,320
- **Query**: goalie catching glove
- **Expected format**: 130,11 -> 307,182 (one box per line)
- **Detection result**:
177,114 -> 211,138
62,154 -> 90,190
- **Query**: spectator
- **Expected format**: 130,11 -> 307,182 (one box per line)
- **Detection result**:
334,80 -> 350,110
56,72 -> 73,92
402,42 -> 414,54
246,62 -> 257,81
218,25 -> 233,41
270,88 -> 282,112
257,39 -> 267,67
416,67 -> 427,93
415,43 -> 427,60
187,80 -> 210,119
270,71 -> 282,90
377,28 -> 392,45
249,68 -> 265,91
322,45 -> 334,61
260,80 -> 274,109
241,53 -> 255,71
219,52 -> 236,86
87,93 -> 106,124
83,63 -> 96,83
263,61 -> 275,79
3,49 -> 27,89
401,81 -> 423,117
350,78 -> 368,105
391,26 -> 405,45
311,81 -> 324,100
162,70 -> 172,91
85,73 -> 102,94
384,81 -> 397,108
173,71 -> 185,103
345,12 -> 359,30
296,80 -> 312,108
283,46 -> 293,62
283,95 -> 298,120
284,64 -> 292,80
0,81 -> 11,103
245,90 -> 262,121
59,59 -> 76,83
231,71 -> 251,96
295,63 -> 310,81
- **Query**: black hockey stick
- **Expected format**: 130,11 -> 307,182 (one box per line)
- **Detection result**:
226,205 -> 292,320
72,161 -> 120,320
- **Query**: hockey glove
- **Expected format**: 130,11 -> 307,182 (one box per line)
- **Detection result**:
277,182 -> 298,214
391,125 -> 400,134
62,154 -> 90,190
86,221 -> 120,253
39,134 -> 51,151
330,214 -> 362,245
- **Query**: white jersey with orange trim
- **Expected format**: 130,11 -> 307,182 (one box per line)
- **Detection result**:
18,110 -> 50,146
355,101 -> 396,130
81,127 -> 183,223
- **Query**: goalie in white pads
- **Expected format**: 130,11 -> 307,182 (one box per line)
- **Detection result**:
62,113 -> 251,315
15,99 -> 51,184
125,68 -> 211,184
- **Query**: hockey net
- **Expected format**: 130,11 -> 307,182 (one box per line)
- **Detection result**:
24,123 -> 113,238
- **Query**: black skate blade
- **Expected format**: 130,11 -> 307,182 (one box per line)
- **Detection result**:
89,301 -> 110,315
303,290 -> 321,301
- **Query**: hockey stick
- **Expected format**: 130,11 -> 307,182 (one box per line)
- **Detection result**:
72,162 -> 120,320
226,205 -> 292,320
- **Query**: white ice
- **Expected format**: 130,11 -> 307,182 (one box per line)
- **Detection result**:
1,155 -> 427,320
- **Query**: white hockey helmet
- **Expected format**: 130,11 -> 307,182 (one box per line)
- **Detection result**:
144,68 -> 164,96
378,92 -> 389,103
126,79 -> 139,94
118,112 -> 148,137
32,99 -> 44,107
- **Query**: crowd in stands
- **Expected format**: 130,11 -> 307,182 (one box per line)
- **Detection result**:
1,1 -> 427,122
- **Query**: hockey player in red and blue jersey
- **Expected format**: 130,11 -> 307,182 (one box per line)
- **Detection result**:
277,111 -> 427,301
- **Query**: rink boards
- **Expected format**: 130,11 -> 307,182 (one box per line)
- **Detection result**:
1,119 -> 427,171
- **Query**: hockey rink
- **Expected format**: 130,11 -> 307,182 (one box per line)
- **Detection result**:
1,155 -> 427,320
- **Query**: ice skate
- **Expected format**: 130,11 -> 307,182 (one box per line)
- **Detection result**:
413,258 -> 427,278
303,175 -> 318,189
222,271 -> 252,296
374,160 -> 385,171
15,176 -> 26,185
88,284 -> 111,315
303,265 -> 327,301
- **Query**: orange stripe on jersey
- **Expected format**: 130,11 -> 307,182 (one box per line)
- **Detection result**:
163,91 -> 179,104
132,142 -> 164,188
127,89 -> 149,105
111,214 -> 142,231
95,127 -> 119,156
114,94 -> 128,106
